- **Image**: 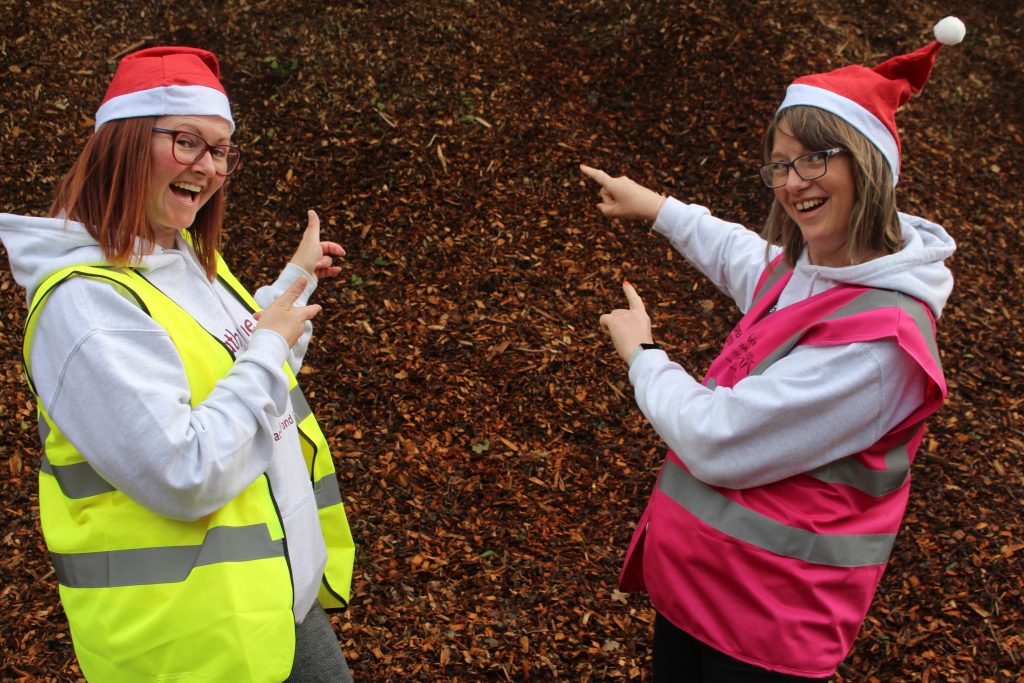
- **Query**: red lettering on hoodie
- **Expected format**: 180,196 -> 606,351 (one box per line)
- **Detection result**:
221,317 -> 259,354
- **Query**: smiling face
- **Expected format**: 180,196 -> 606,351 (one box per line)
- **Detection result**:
770,122 -> 856,267
146,115 -> 232,248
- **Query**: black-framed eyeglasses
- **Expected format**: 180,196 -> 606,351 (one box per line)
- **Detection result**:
758,148 -> 844,188
152,128 -> 242,176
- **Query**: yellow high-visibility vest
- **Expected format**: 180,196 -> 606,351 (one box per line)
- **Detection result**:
24,258 -> 355,682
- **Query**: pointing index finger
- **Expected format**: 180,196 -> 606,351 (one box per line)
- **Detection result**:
622,280 -> 645,311
579,163 -> 611,187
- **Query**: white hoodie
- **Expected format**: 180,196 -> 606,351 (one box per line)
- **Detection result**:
0,213 -> 328,623
627,198 -> 956,489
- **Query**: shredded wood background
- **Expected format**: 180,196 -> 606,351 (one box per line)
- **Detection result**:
1,1 -> 1021,681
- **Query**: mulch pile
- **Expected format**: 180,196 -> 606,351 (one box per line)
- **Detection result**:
1,1 -> 1021,680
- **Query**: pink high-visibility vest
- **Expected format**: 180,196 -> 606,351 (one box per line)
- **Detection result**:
619,255 -> 947,677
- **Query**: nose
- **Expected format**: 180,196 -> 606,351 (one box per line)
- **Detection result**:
784,165 -> 811,191
190,148 -> 218,175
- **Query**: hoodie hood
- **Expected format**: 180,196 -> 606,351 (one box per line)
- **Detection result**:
0,214 -> 162,305
792,212 -> 955,319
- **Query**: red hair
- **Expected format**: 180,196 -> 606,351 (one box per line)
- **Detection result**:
49,117 -> 224,278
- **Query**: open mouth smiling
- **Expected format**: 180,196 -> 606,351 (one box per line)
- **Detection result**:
170,181 -> 202,203
795,198 -> 827,213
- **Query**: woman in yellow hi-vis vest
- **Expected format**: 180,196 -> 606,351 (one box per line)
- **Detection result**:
0,46 -> 356,682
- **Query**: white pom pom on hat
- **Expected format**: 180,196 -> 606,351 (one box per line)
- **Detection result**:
934,16 -> 966,46
776,17 -> 966,185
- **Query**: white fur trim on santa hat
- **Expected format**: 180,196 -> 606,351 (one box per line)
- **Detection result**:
94,84 -> 235,132
934,17 -> 966,46
778,83 -> 901,185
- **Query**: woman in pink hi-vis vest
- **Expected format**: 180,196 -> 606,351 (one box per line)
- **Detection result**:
581,16 -> 965,682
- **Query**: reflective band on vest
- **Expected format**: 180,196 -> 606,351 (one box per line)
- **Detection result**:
748,259 -> 792,309
52,523 -> 285,588
38,416 -> 50,447
313,472 -> 343,509
40,454 -> 115,499
899,293 -> 943,376
42,452 -> 345,511
657,458 -> 897,567
749,289 -> 943,378
39,383 -> 317,502
39,358 -> 333,510
291,384 -> 313,422
805,429 -> 918,497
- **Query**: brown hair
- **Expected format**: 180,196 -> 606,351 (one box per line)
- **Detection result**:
761,106 -> 901,268
49,117 -> 224,278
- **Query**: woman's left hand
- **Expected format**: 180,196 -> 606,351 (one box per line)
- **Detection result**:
289,209 -> 346,280
600,280 -> 654,364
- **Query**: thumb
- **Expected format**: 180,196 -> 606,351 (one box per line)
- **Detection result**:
623,279 -> 645,311
303,209 -> 321,243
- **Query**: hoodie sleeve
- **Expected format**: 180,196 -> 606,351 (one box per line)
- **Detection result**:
626,338 -> 929,488
30,277 -> 293,521
653,198 -> 783,312
253,262 -> 318,374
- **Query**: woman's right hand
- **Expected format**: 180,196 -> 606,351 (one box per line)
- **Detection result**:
254,277 -> 322,348
288,209 -> 346,281
580,164 -> 666,222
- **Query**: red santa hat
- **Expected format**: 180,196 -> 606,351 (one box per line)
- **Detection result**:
94,46 -> 234,132
777,17 -> 965,185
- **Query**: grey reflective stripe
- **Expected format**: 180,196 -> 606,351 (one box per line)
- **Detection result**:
658,459 -> 896,567
807,433 -> 915,497
290,384 -> 312,423
313,473 -> 343,509
749,260 -> 792,309
748,329 -> 803,377
292,387 -> 339,510
900,295 -> 943,374
749,289 -> 937,378
40,453 -> 117,498
51,523 -> 284,589
38,417 -> 50,448
732,291 -> 936,495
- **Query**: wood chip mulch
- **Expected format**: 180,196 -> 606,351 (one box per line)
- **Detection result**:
1,1 -> 1021,681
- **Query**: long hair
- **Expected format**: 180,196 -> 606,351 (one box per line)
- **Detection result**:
49,117 -> 224,278
761,106 -> 901,269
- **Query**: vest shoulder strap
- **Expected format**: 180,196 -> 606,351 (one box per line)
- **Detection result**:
24,265 -> 149,395
749,253 -> 791,310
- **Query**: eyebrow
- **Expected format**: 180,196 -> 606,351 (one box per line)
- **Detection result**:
770,146 -> 810,163
174,123 -> 231,144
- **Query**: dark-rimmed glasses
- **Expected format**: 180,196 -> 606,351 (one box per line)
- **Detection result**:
759,148 -> 844,188
152,128 -> 242,176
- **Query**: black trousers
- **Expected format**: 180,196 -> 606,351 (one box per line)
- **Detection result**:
653,612 -> 832,683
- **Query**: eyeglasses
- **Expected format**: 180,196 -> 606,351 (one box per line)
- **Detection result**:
758,148 -> 844,188
152,128 -> 242,176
